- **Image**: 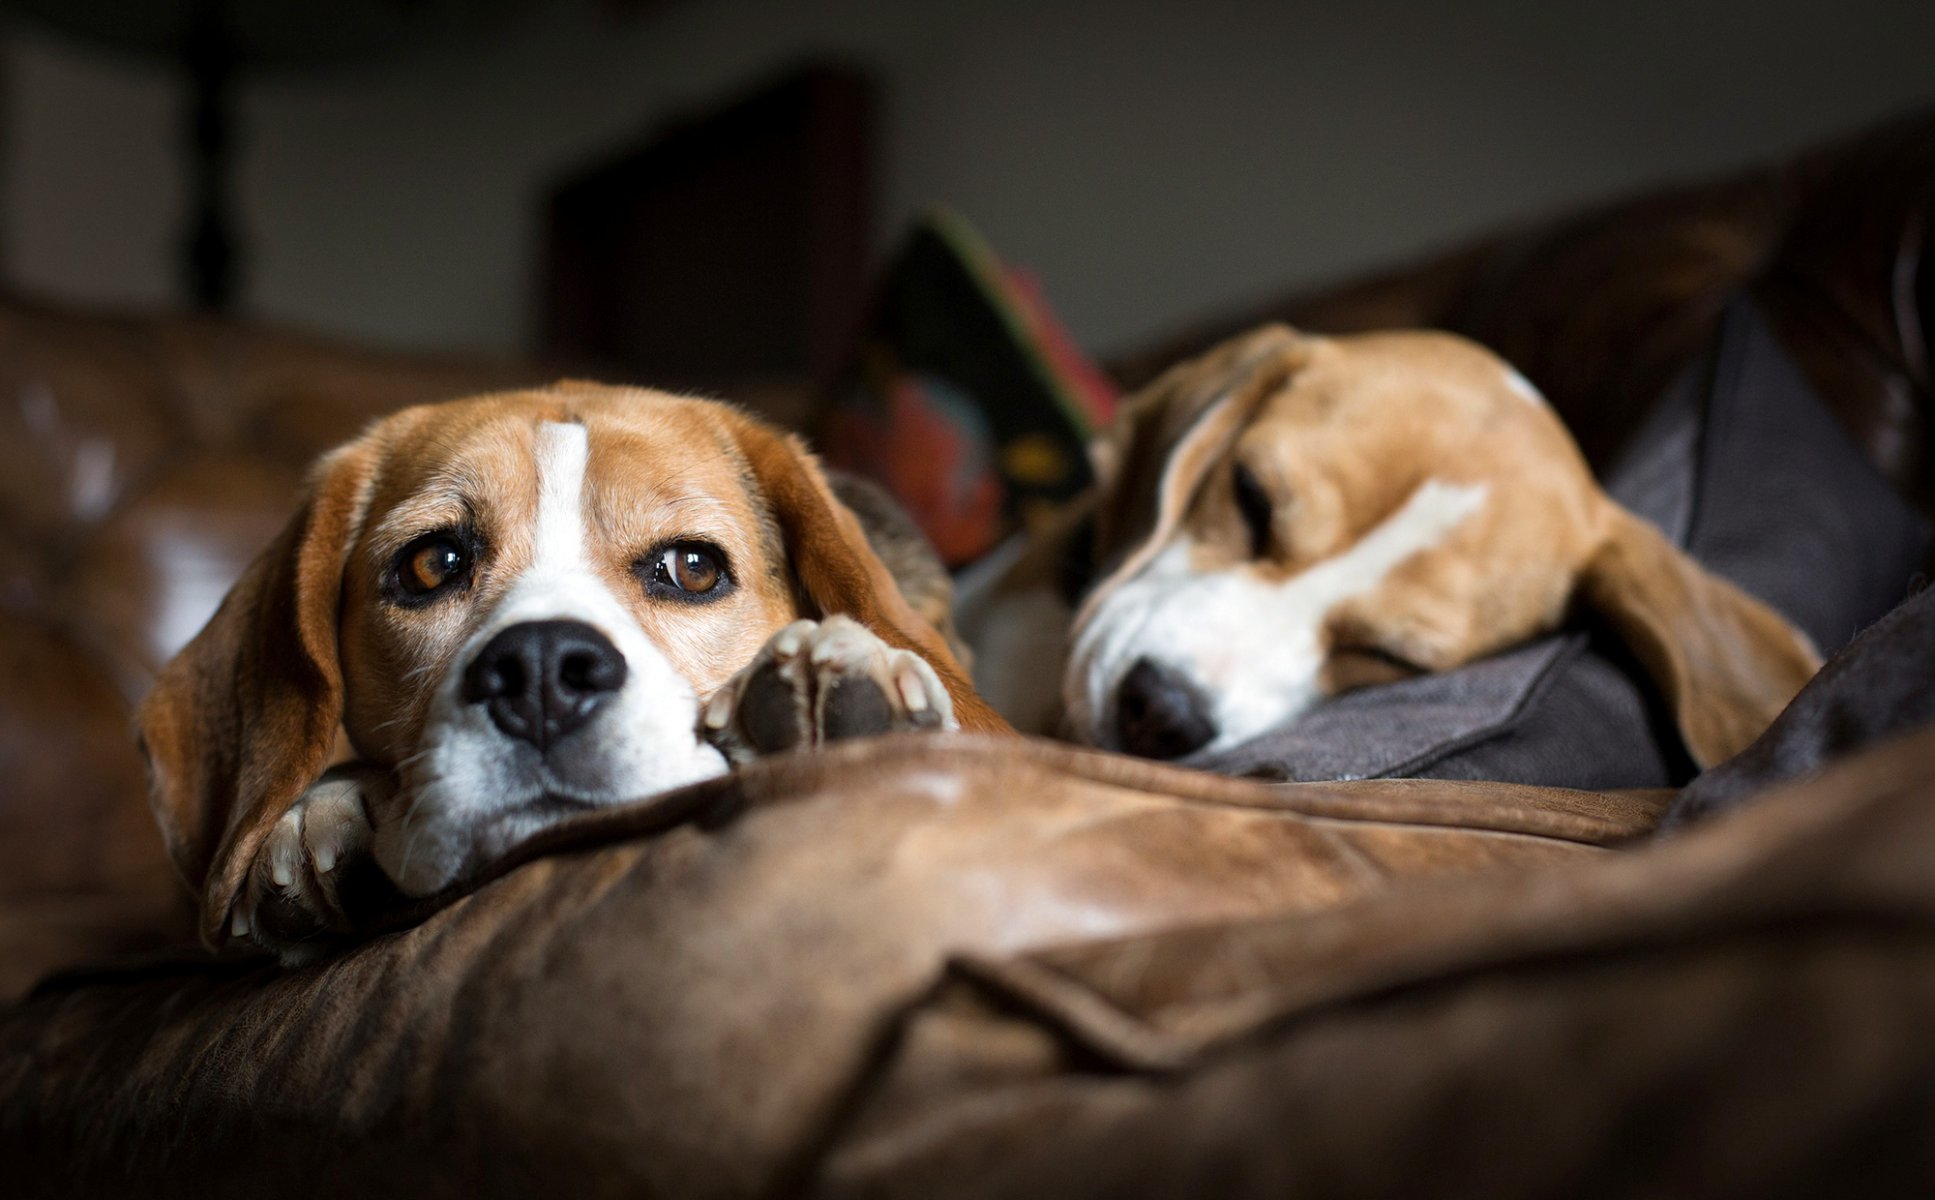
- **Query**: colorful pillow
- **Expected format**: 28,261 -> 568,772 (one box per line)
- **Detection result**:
815,211 -> 1117,566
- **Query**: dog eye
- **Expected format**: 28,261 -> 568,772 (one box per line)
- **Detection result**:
650,542 -> 729,599
1231,463 -> 1276,558
396,533 -> 472,599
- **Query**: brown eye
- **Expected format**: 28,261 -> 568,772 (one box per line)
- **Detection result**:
656,543 -> 725,595
396,533 -> 471,599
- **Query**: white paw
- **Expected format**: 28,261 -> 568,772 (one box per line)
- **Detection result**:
232,763 -> 389,963
700,616 -> 955,766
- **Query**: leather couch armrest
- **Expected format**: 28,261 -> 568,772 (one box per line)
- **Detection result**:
0,736 -> 1648,1198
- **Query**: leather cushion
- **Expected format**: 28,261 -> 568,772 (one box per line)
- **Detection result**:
809,726 -> 1935,1199
0,737 -> 1658,1200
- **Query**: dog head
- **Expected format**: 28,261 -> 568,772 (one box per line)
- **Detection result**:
1067,324 -> 1820,764
138,383 -> 993,943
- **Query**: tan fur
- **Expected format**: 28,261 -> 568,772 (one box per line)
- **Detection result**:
984,324 -> 1820,764
138,382 -> 1004,945
1087,327 -> 1605,674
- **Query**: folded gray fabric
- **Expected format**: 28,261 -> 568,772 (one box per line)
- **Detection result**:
1669,582 -> 1935,826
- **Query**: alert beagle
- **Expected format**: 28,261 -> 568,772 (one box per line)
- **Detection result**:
137,382 -> 1006,961
965,324 -> 1820,766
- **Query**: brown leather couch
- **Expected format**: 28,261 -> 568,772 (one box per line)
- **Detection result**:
0,306 -> 536,996
3,113 -> 1933,1196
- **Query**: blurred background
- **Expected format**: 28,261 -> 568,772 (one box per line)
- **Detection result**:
4,0 -> 1932,370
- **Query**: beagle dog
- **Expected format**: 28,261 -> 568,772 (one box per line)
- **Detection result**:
964,324 -> 1821,767
137,382 -> 1006,962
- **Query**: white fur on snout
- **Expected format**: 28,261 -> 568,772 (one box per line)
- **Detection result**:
1068,478 -> 1489,754
377,421 -> 727,896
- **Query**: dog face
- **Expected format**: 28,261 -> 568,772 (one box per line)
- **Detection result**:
339,400 -> 801,895
1067,325 -> 1820,763
139,383 -> 990,942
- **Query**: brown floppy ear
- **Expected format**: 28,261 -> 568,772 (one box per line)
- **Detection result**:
1076,325 -> 1311,628
135,436 -> 381,946
1579,503 -> 1822,769
726,413 -> 1009,735
1089,324 -> 1310,563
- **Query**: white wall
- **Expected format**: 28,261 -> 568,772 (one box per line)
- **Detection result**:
4,0 -> 1933,360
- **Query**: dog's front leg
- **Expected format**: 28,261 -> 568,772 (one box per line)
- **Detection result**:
700,615 -> 956,766
231,763 -> 395,964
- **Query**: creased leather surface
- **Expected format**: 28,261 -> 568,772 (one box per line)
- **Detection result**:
0,736 -> 1658,1200
0,294 -> 537,999
809,727 -> 1935,1200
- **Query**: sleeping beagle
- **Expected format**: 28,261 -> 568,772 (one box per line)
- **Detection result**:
137,382 -> 1006,962
965,324 -> 1821,766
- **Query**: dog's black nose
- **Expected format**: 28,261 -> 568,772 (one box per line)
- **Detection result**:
463,620 -> 627,751
1114,658 -> 1216,760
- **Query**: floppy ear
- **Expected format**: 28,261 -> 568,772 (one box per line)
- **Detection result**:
1090,324 -> 1310,560
1077,324 -> 1312,626
1579,503 -> 1822,768
135,436 -> 380,946
727,414 -> 1010,735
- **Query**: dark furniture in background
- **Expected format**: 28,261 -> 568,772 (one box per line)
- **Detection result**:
541,65 -> 873,422
0,0 -> 538,310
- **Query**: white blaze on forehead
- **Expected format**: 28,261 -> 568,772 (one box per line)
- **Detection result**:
532,419 -> 590,573
479,420 -> 603,628
1503,367 -> 1546,407
490,419 -> 603,625
378,417 -> 727,897
1068,478 -> 1490,753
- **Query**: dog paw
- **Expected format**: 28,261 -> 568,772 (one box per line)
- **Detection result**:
700,616 -> 955,766
231,764 -> 393,964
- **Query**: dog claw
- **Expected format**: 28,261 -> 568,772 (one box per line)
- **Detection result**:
703,690 -> 733,730
773,620 -> 811,659
896,668 -> 930,713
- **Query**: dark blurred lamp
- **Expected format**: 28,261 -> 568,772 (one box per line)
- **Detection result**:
0,0 -> 534,310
